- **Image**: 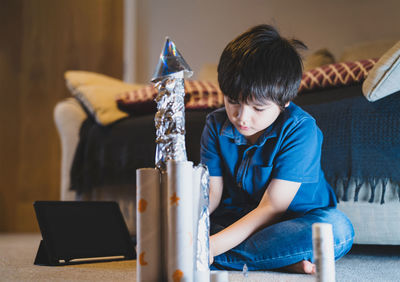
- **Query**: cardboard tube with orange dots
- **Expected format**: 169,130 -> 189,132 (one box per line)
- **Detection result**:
167,160 -> 194,282
136,168 -> 162,282
160,171 -> 169,279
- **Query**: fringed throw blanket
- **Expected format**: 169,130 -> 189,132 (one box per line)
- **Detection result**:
70,115 -> 156,193
303,89 -> 400,204
70,111 -> 210,194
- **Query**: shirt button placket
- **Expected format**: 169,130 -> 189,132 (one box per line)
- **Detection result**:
240,146 -> 255,192
238,149 -> 248,191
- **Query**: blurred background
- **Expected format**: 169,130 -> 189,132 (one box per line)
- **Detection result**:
1,0 -> 400,232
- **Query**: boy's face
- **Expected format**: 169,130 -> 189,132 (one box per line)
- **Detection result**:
224,96 -> 288,144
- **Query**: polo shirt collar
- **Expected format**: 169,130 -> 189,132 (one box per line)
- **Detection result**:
221,116 -> 280,146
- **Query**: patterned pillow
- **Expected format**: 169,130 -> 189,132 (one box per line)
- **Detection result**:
116,80 -> 224,113
65,71 -> 145,125
117,59 -> 379,114
299,59 -> 378,93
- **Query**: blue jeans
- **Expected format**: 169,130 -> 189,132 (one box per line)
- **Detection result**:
210,207 -> 354,270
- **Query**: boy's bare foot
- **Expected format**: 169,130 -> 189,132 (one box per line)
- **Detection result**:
279,260 -> 316,274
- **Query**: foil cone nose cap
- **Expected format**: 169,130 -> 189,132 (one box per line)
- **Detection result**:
151,37 -> 193,82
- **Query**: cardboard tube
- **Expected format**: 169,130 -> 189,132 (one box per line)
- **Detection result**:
136,168 -> 161,282
161,171 -> 169,279
167,160 -> 194,282
210,271 -> 229,282
312,223 -> 335,282
192,166 -> 201,270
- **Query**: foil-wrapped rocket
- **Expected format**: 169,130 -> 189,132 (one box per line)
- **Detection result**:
152,37 -> 193,172
136,37 -> 211,282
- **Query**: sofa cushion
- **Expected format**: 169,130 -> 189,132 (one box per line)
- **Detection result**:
65,71 -> 145,125
65,71 -> 128,88
362,41 -> 400,101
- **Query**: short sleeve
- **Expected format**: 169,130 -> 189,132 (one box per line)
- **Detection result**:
272,117 -> 322,183
200,115 -> 223,176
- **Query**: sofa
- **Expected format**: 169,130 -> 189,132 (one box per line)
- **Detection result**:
54,41 -> 400,244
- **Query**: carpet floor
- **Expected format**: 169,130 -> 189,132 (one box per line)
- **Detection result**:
1,233 -> 399,281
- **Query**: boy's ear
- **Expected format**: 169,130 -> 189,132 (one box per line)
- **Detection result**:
285,102 -> 290,108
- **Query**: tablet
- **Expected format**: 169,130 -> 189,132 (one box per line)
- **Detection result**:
33,201 -> 136,266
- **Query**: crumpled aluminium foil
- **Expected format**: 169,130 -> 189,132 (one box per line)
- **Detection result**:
195,164 -> 210,271
151,37 -> 210,278
152,37 -> 193,171
153,74 -> 187,171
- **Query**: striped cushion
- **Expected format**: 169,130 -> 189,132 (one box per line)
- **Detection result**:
299,58 -> 378,93
184,80 -> 224,109
116,80 -> 224,113
117,59 -> 378,114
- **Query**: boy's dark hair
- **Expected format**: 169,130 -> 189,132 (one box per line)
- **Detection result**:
217,24 -> 307,109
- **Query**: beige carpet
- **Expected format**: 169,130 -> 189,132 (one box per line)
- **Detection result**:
0,233 -> 136,281
3,233 -> 400,281
0,233 -> 314,281
4,233 -> 400,281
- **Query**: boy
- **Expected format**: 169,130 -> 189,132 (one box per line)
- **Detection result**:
200,24 -> 354,274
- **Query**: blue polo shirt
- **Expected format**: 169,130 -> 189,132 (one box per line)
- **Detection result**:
200,103 -> 337,220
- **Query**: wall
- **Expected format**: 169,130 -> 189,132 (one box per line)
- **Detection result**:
135,0 -> 400,83
0,0 -> 123,232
